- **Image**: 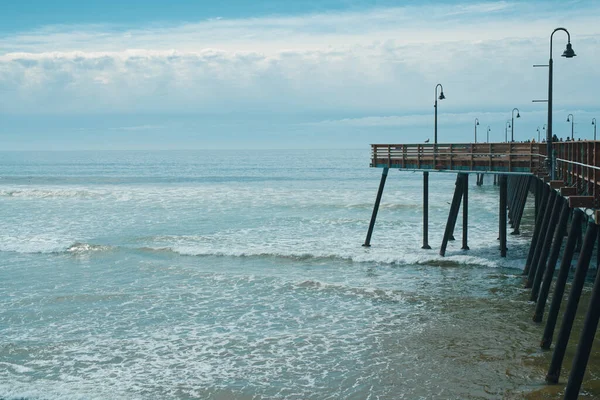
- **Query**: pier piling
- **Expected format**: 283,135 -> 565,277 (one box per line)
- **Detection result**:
500,175 -> 507,257
462,173 -> 469,250
564,223 -> 600,398
422,171 -> 431,249
533,199 -> 570,322
440,174 -> 464,256
541,209 -> 584,349
526,190 -> 557,287
546,220 -> 598,384
524,185 -> 550,275
530,193 -> 563,300
511,176 -> 530,235
363,167 -> 389,247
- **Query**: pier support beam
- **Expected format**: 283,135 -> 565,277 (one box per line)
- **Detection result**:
499,174 -> 507,257
526,190 -> 557,288
511,176 -> 530,235
541,209 -> 583,349
462,173 -> 469,250
546,220 -> 598,384
524,184 -> 549,275
440,174 -> 464,257
422,172 -> 431,250
530,193 -> 563,299
363,167 -> 389,247
533,199 -> 570,322
564,227 -> 600,398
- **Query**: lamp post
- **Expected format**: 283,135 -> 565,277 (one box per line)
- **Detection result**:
511,108 -> 520,142
546,28 -> 576,179
593,118 -> 597,140
567,114 -> 574,140
434,84 -> 445,144
474,118 -> 480,143
543,124 -> 546,141
487,126 -> 491,143
505,121 -> 511,143
537,127 -> 541,142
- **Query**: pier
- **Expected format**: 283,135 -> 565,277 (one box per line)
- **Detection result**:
364,140 -> 600,399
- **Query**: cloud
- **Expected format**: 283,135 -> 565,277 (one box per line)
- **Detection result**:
313,109 -> 598,127
0,1 -> 599,119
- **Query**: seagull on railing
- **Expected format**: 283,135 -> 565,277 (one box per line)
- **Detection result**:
424,138 -> 430,143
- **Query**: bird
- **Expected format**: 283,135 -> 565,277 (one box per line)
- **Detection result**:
424,138 -> 430,143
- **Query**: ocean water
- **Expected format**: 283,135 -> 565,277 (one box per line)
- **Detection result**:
0,149 -> 582,399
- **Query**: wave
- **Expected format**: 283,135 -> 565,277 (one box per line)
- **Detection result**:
0,188 -> 103,199
0,235 -> 524,269
65,242 -> 114,254
0,238 -> 525,270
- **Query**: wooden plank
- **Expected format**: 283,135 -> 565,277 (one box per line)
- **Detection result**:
561,187 -> 578,196
569,196 -> 595,208
550,180 -> 564,189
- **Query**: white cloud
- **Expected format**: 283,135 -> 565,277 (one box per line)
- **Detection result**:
0,1 -> 599,118
313,109 -> 598,127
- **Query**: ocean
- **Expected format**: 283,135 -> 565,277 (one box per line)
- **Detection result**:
0,149 -> 594,399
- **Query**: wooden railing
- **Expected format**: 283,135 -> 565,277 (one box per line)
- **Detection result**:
554,141 -> 600,206
370,142 -> 546,173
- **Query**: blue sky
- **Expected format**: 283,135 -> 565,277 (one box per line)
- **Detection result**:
1,0 -> 599,150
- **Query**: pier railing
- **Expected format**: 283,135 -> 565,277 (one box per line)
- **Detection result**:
554,141 -> 600,207
370,142 -> 546,173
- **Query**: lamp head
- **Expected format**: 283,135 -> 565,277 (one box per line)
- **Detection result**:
516,112 -> 520,118
567,116 -> 570,122
562,42 -> 576,58
438,91 -> 445,100
476,120 -> 479,126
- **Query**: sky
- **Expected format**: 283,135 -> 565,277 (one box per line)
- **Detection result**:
1,0 -> 599,150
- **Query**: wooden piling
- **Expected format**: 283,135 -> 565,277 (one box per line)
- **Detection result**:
524,183 -> 549,275
541,209 -> 584,349
564,224 -> 600,397
422,171 -> 431,250
499,175 -> 507,257
511,176 -> 530,235
530,194 -> 563,299
533,199 -> 570,322
462,173 -> 469,250
526,190 -> 557,287
363,167 -> 388,247
546,221 -> 598,384
440,174 -> 464,257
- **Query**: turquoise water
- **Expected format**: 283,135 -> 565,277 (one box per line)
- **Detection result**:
0,150 -> 552,399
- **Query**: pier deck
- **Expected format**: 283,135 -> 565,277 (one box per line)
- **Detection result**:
370,142 -> 545,174
370,141 -> 600,207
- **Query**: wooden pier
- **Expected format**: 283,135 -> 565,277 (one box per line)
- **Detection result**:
364,140 -> 600,399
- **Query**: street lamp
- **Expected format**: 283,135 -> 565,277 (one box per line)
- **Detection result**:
487,126 -> 491,143
511,108 -> 520,142
537,127 -> 541,142
474,118 -> 480,143
434,84 -> 445,144
546,28 -> 576,179
592,118 -> 596,141
505,120 -> 511,143
543,124 -> 547,140
567,114 -> 574,140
